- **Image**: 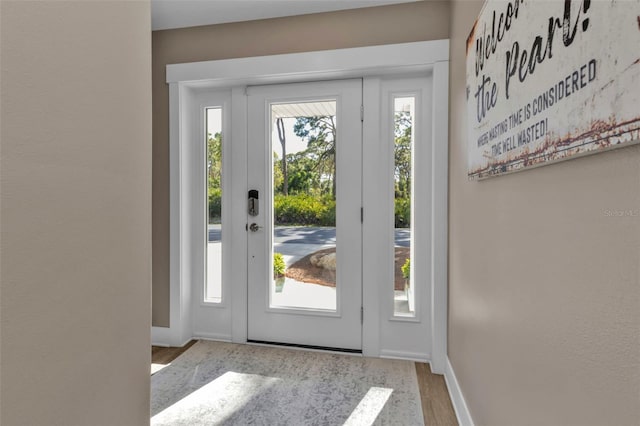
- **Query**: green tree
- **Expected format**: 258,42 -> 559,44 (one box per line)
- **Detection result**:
273,152 -> 284,192
394,111 -> 413,228
275,118 -> 288,195
207,132 -> 222,223
207,132 -> 222,194
394,112 -> 412,199
293,116 -> 337,198
286,153 -> 317,194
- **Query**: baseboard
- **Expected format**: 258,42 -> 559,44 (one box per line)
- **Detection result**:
379,349 -> 430,363
151,326 -> 193,348
151,326 -> 172,347
193,331 -> 232,342
444,357 -> 474,426
152,326 -> 230,347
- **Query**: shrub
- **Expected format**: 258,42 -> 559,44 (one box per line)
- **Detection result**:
208,188 -> 222,224
318,199 -> 336,225
273,253 -> 286,278
394,197 -> 411,228
401,258 -> 410,280
274,193 -> 335,226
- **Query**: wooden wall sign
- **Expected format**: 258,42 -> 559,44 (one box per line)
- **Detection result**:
467,0 -> 640,179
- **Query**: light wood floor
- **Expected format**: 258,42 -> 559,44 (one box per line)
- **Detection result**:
415,362 -> 458,425
152,340 -> 197,365
152,341 -> 458,425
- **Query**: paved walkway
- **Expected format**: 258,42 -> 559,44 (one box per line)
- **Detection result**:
270,240 -> 337,310
206,225 -> 412,313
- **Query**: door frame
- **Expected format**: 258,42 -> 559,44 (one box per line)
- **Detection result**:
154,40 -> 450,373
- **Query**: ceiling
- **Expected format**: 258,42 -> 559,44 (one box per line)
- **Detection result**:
151,0 -> 419,31
271,101 -> 336,119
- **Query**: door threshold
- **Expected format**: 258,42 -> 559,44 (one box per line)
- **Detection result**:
247,339 -> 362,355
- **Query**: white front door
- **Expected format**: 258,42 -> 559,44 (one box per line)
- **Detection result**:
246,80 -> 363,351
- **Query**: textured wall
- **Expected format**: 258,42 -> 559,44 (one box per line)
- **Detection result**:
448,1 -> 640,425
151,1 -> 450,326
0,1 -> 152,424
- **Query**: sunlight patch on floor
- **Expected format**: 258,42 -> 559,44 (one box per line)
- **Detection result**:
344,387 -> 394,425
151,363 -> 170,375
151,371 -> 280,425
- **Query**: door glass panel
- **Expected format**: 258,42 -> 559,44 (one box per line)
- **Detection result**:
270,101 -> 338,311
393,97 -> 415,316
206,107 -> 222,303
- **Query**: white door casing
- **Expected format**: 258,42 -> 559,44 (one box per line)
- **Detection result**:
156,40 -> 449,373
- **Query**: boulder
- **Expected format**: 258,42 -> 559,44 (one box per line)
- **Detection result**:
309,252 -> 336,271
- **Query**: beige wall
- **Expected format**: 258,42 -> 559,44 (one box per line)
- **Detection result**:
448,1 -> 640,425
152,1 -> 451,326
1,1 -> 152,425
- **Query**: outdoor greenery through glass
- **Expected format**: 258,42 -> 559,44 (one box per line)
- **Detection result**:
394,100 -> 413,229
273,113 -> 337,226
394,97 -> 414,316
206,107 -> 222,303
270,101 -> 338,311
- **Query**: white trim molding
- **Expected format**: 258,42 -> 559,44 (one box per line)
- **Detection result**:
151,326 -> 172,347
154,82 -> 195,348
160,40 -> 450,360
379,350 -> 430,363
192,332 -> 233,342
429,60 -> 449,374
151,326 -> 192,348
167,40 -> 449,86
444,358 -> 475,426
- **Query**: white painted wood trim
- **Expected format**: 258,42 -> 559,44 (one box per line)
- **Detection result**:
430,60 -> 449,374
192,332 -> 233,342
362,77 -> 381,358
165,82 -> 189,347
164,82 -> 199,347
167,40 -> 449,85
163,40 -> 451,358
168,82 -> 181,346
379,349 -> 430,363
444,357 -> 475,426
229,87 -> 249,344
151,326 -> 172,347
151,326 -> 193,348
